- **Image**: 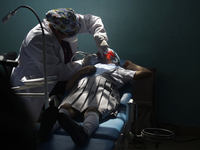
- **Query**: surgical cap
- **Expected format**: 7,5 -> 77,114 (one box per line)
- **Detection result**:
46,8 -> 81,36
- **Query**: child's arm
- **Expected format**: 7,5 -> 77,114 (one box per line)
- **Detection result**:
123,60 -> 152,80
66,65 -> 96,91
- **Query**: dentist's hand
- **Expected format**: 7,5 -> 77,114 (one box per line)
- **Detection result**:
94,35 -> 109,59
82,54 -> 100,67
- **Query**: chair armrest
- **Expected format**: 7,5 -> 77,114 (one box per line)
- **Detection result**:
49,95 -> 60,107
0,55 -> 18,67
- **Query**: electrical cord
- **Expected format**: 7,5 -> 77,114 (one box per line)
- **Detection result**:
129,134 -> 200,149
129,122 -> 200,150
155,121 -> 200,143
70,51 -> 89,62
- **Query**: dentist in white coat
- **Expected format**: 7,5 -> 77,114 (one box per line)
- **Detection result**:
10,8 -> 109,122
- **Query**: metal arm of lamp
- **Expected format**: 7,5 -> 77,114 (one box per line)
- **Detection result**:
2,5 -> 49,108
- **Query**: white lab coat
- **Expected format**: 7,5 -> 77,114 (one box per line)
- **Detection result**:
10,14 -> 108,122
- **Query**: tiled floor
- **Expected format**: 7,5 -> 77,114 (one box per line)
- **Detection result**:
127,135 -> 200,150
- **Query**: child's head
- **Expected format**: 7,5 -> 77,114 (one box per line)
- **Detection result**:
99,48 -> 120,66
82,48 -> 120,67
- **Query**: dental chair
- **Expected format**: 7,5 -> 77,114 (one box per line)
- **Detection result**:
0,51 -> 18,82
0,54 -> 135,150
38,59 -> 135,150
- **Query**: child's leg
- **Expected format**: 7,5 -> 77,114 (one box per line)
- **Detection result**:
59,103 -> 80,118
58,107 -> 89,147
38,104 -> 79,142
83,107 -> 99,136
57,106 -> 99,147
55,103 -> 80,133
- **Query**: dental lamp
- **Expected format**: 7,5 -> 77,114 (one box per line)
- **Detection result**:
2,5 -> 49,108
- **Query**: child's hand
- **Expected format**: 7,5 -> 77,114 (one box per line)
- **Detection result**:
66,66 -> 96,91
80,65 -> 97,75
123,60 -> 134,70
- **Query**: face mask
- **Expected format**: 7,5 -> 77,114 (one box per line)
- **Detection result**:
62,35 -> 78,43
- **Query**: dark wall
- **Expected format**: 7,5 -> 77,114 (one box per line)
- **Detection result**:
0,0 -> 199,127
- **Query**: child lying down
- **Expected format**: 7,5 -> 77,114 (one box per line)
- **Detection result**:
38,49 -> 152,147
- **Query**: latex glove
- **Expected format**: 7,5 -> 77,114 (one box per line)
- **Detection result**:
82,54 -> 100,67
94,35 -> 109,58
